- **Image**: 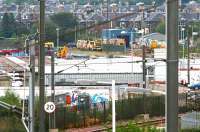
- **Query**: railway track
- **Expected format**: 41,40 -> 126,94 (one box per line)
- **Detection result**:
90,118 -> 166,132
136,118 -> 165,127
65,114 -> 185,132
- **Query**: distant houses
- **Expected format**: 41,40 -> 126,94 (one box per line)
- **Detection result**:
0,1 -> 198,38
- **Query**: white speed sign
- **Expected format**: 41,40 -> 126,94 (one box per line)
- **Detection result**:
44,102 -> 56,113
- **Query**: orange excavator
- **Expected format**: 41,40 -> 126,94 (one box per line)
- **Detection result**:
57,45 -> 68,58
150,40 -> 165,49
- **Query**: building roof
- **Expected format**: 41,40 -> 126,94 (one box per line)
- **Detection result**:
44,56 -> 143,74
143,33 -> 165,41
180,12 -> 200,21
87,13 -> 106,21
144,12 -> 165,22
139,33 -> 165,46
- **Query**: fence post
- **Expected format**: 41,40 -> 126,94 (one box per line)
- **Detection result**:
143,93 -> 146,114
185,92 -> 188,111
74,106 -> 77,128
195,92 -> 197,111
94,103 -> 97,124
103,101 -> 106,123
64,107 -> 66,129
83,103 -> 86,127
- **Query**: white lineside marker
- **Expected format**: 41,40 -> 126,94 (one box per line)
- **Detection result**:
112,80 -> 116,132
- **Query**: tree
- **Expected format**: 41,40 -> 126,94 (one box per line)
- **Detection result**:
155,21 -> 165,34
45,19 -> 57,42
50,12 -> 77,30
46,12 -> 78,44
15,22 -> 30,37
15,0 -> 28,4
4,0 -> 34,4
0,90 -> 21,106
1,13 -> 29,38
30,13 -> 78,44
1,13 -> 16,38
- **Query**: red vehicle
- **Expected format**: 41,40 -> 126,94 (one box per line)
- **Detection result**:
0,49 -> 23,55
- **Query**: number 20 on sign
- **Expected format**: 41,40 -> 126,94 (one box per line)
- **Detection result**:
44,102 -> 56,113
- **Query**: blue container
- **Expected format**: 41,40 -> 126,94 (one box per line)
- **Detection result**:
101,28 -> 136,48
12,51 -> 26,57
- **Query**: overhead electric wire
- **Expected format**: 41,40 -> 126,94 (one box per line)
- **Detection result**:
0,60 -> 144,68
55,58 -> 166,73
0,33 -> 38,40
53,58 -> 167,66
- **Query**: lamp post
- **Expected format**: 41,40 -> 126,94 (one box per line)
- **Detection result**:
50,47 -> 55,129
29,38 -> 36,132
25,37 -> 29,56
181,27 -> 185,58
24,33 -> 38,132
74,2 -> 77,45
135,29 -> 146,88
56,28 -> 59,50
121,30 -> 134,73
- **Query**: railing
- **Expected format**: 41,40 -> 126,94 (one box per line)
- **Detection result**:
0,101 -> 26,117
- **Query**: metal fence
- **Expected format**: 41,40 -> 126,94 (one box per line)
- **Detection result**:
50,93 -> 196,130
54,102 -> 109,129
45,73 -> 143,86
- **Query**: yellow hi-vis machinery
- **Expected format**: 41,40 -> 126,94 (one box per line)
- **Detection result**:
44,42 -> 54,48
57,45 -> 68,58
150,40 -> 166,49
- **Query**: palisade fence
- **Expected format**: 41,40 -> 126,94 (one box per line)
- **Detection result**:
48,93 -> 196,130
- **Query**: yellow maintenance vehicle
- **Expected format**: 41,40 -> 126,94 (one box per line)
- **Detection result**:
57,45 -> 68,58
93,39 -> 102,50
76,39 -> 102,51
44,42 -> 54,48
87,39 -> 102,51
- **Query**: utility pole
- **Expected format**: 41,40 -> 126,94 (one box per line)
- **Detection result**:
51,48 -> 55,129
166,0 -> 179,132
56,28 -> 59,50
142,45 -> 146,115
107,0 -> 109,28
74,2 -> 77,45
187,25 -> 190,85
39,0 -> 45,131
75,26 -> 77,44
142,45 -> 146,88
29,39 -> 35,132
181,27 -> 185,59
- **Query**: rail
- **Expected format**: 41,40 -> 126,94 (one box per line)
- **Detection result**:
90,115 -> 185,132
89,119 -> 166,132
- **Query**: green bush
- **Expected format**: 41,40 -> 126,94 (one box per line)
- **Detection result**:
108,122 -> 165,132
115,95 -> 165,120
0,90 -> 25,131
